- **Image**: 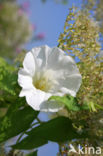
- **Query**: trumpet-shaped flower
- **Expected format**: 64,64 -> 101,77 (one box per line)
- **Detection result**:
18,45 -> 82,112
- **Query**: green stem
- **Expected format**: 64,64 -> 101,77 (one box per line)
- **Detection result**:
16,132 -> 25,144
16,122 -> 39,144
36,117 -> 43,124
30,122 -> 39,128
58,143 -> 63,156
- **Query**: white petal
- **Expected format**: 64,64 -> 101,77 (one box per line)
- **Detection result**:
25,89 -> 51,111
31,45 -> 51,69
18,68 -> 34,90
23,51 -> 35,76
57,74 -> 82,97
48,47 -> 78,75
39,100 -> 64,112
59,88 -> 76,97
19,89 -> 31,97
48,47 -> 64,69
25,89 -> 63,112
44,47 -> 82,96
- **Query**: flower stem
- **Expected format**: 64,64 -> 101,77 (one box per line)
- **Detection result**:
58,143 -> 63,156
30,122 -> 39,128
16,132 -> 25,144
36,117 -> 43,124
16,122 -> 39,144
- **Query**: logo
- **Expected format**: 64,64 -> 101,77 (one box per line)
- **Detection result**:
68,144 -> 101,155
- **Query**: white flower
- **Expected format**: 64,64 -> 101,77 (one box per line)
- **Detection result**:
18,45 -> 82,112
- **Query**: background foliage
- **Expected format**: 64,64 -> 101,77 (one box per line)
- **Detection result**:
0,2 -> 32,58
0,0 -> 103,156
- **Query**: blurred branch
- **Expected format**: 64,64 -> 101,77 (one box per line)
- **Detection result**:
41,0 -> 68,4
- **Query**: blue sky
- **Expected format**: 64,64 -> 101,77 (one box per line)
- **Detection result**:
19,0 -> 82,49
17,0 -> 82,155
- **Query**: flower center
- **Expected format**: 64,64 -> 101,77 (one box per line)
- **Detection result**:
33,69 -> 56,92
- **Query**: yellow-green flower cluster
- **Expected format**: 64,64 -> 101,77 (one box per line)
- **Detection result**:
58,8 -> 103,111
82,0 -> 103,34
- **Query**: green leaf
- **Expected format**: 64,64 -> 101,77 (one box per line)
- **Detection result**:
49,95 -> 80,111
0,57 -> 18,96
49,95 -> 90,111
80,103 -> 90,110
0,57 -> 25,111
0,106 -> 39,143
12,116 -> 80,150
